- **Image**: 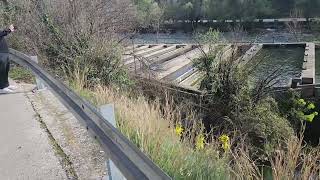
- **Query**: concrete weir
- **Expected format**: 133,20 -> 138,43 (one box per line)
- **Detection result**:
123,43 -> 263,89
123,43 -> 310,91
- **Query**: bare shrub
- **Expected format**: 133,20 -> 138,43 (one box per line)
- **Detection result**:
286,10 -> 303,42
1,0 -> 137,88
45,0 -> 136,39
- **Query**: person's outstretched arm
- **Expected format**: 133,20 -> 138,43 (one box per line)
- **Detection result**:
0,25 -> 15,37
0,29 -> 11,38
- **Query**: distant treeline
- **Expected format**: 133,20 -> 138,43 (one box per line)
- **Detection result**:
153,0 -> 320,21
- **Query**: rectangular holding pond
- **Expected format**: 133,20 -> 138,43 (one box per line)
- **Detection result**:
250,45 -> 305,87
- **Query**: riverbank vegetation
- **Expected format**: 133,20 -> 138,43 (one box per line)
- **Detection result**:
137,0 -> 320,21
2,0 -> 320,179
132,0 -> 320,35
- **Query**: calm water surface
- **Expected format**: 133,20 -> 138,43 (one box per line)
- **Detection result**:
250,46 -> 304,87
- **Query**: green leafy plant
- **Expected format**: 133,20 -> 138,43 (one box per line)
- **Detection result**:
278,89 -> 318,131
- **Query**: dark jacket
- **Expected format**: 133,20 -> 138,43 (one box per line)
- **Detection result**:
0,29 -> 11,53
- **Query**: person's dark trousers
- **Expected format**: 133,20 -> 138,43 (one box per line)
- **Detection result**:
0,53 -> 9,89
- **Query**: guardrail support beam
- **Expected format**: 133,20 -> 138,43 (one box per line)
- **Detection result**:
30,56 -> 46,90
100,104 -> 126,180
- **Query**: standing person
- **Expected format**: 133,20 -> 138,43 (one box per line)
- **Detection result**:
0,24 -> 15,93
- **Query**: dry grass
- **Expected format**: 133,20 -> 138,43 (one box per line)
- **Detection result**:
69,81 -> 320,179
230,144 -> 263,179
68,65 -> 231,179
269,134 -> 320,180
85,85 -> 230,179
67,65 -> 320,180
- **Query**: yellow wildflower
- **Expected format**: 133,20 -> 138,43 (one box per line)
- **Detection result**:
175,125 -> 184,137
297,99 -> 307,106
219,134 -> 230,152
304,112 -> 318,122
307,103 -> 316,110
195,134 -> 205,150
297,111 -> 304,118
222,143 -> 230,152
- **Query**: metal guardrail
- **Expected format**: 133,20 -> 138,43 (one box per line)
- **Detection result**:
9,49 -> 171,180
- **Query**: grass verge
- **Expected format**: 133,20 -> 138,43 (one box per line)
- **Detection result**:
71,84 -> 232,179
69,83 -> 320,180
9,64 -> 35,84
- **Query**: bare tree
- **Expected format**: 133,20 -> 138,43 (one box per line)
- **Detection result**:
1,0 -> 137,53
286,9 -> 303,42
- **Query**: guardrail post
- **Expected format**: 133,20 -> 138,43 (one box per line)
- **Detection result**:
100,104 -> 126,180
30,56 -> 46,90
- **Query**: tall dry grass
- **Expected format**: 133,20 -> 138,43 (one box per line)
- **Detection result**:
88,86 -> 231,179
269,134 -> 320,180
67,66 -> 230,179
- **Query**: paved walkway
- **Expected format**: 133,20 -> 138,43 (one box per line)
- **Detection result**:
0,86 -> 67,179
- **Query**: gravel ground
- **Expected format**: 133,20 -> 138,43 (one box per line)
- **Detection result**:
26,88 -> 108,180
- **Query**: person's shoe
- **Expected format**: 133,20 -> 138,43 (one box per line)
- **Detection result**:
7,85 -> 17,90
0,87 -> 14,94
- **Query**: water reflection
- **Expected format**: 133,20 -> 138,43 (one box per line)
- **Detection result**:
250,46 -> 304,87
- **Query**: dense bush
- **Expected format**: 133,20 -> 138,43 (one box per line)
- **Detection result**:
193,30 -> 295,151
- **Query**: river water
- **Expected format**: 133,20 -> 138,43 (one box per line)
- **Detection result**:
131,30 -> 317,44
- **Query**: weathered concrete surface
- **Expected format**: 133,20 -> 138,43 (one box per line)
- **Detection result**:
150,45 -> 193,65
127,45 -> 194,75
0,79 -> 107,179
302,43 -> 315,84
123,44 -> 166,62
238,44 -> 263,65
124,45 -> 152,55
167,63 -> 195,83
157,46 -> 209,79
179,71 -> 202,87
27,89 -> 108,180
124,45 -> 177,65
0,84 -> 67,179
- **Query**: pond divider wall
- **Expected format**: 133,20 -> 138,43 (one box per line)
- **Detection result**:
238,44 -> 263,64
302,43 -> 315,84
300,43 -> 316,97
